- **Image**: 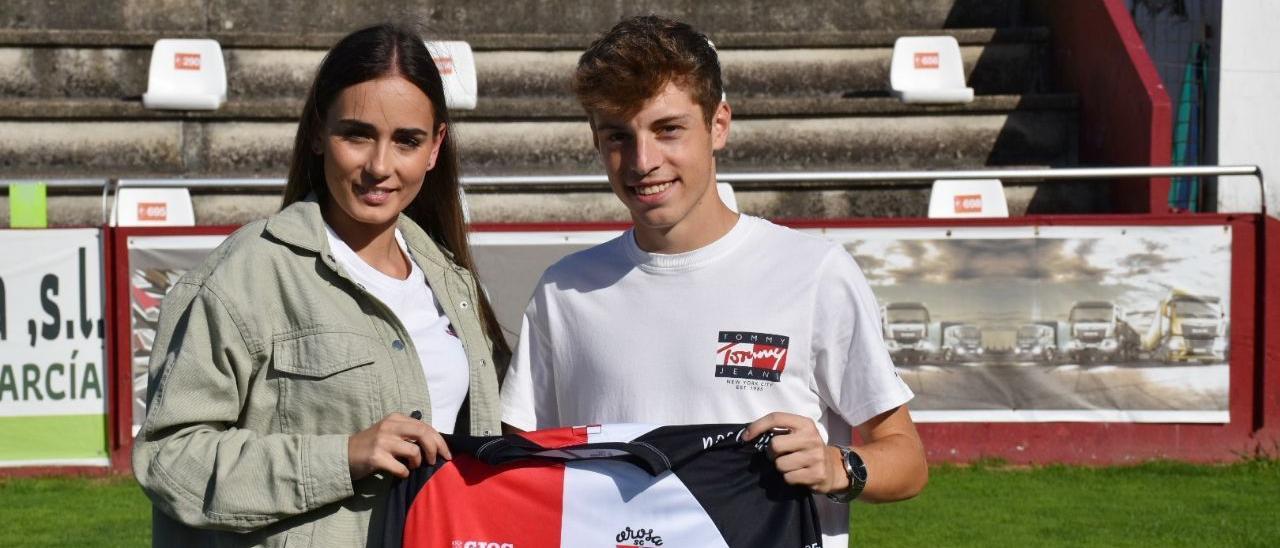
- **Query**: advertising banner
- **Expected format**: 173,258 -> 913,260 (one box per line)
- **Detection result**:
473,225 -> 1232,424
822,225 -> 1232,423
470,231 -> 622,344
116,224 -> 1235,432
0,229 -> 107,466
127,235 -> 227,436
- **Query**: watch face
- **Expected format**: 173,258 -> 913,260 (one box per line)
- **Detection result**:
847,450 -> 869,483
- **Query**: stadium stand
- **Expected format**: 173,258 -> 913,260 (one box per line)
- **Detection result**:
1,1 -> 1274,474
0,0 -> 1083,226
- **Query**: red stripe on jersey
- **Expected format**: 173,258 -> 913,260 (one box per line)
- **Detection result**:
516,425 -> 592,448
403,455 -> 564,548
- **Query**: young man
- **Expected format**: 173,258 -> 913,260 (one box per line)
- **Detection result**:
500,15 -> 927,545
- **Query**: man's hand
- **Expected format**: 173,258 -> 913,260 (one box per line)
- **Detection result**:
745,412 -> 848,495
348,413 -> 451,480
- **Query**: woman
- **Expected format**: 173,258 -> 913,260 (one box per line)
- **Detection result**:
133,24 -> 509,547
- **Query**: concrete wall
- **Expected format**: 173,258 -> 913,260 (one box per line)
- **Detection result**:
0,0 -> 1023,35
1215,0 -> 1279,215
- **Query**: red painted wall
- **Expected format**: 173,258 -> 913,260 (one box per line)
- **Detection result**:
94,215 -> 1277,469
1032,0 -> 1174,213
8,214 -> 1267,476
1260,216 -> 1280,449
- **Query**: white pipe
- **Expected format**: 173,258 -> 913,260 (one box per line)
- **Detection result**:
99,165 -> 1261,187
6,166 -> 1255,223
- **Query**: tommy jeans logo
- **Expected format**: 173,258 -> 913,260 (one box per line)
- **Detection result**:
715,331 -> 789,383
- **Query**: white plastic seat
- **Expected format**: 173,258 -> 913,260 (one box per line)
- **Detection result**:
928,179 -> 1008,218
458,185 -> 472,223
142,39 -> 227,110
716,182 -> 738,213
890,36 -> 974,104
425,41 -> 478,110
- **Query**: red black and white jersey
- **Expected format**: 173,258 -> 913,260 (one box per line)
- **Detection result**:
384,423 -> 823,548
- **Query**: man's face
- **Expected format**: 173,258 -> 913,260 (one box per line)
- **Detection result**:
590,81 -> 731,232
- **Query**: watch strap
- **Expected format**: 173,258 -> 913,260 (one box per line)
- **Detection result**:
825,445 -> 867,503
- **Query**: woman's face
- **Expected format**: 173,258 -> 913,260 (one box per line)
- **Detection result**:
319,75 -> 445,235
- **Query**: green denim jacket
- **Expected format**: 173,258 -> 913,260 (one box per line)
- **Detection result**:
132,199 -> 506,547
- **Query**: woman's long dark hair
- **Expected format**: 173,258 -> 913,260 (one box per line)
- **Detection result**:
282,23 -> 511,361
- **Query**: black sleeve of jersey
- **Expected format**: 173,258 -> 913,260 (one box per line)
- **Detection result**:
634,424 -> 825,548
382,459 -> 444,548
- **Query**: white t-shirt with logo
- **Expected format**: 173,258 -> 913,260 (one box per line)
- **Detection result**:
325,224 -> 469,434
500,214 -> 914,545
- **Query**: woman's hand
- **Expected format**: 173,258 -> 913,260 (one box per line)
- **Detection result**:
348,413 -> 451,480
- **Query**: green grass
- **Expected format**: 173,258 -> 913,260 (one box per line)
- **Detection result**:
0,475 -> 149,548
0,460 -> 1276,547
853,459 -> 1280,547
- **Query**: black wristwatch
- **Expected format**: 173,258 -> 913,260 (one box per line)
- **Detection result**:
826,445 -> 867,503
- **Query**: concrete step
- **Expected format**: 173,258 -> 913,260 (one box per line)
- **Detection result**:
0,94 -> 1078,120
0,41 -> 1049,103
0,111 -> 1076,177
476,43 -> 1048,100
1,0 -> 1025,38
0,26 -> 1048,49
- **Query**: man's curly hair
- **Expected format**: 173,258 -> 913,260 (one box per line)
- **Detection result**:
572,15 -> 723,125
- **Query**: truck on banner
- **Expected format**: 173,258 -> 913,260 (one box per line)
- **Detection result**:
0,229 -> 108,466
825,225 -> 1232,424
881,302 -> 935,365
